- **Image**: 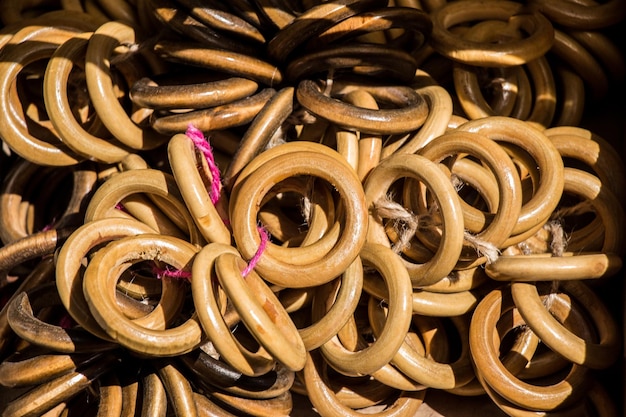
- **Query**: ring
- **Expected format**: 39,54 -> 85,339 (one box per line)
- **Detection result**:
229,142 -> 368,288
511,280 -> 621,370
429,0 -> 554,66
364,152 -> 464,286
320,243 -> 412,376
82,234 -> 204,356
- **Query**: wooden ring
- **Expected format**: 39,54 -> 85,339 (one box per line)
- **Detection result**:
0,26 -> 84,166
168,133 -> 231,244
471,285 -> 592,411
297,79 -> 428,135
417,130 -> 523,249
230,143 -> 368,288
528,0 -> 626,30
302,351 -> 426,417
430,0 -> 554,66
85,21 -> 167,150
320,243 -> 412,376
82,234 -> 204,356
455,116 -> 564,242
364,152 -> 465,286
191,242 -> 276,377
214,252 -> 307,371
511,281 -> 621,370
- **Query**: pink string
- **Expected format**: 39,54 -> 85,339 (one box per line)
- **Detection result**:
186,124 -> 222,204
241,226 -> 270,277
152,264 -> 192,281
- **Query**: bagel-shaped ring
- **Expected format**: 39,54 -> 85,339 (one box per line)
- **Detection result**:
168,133 -> 232,245
214,252 -> 307,372
511,280 -> 620,370
0,347 -> 100,388
150,88 -> 276,135
455,116 -> 564,244
343,89 -> 382,181
266,0 -> 389,62
140,370 -> 167,416
306,7 -> 432,51
6,283 -> 117,353
364,152 -> 465,287
485,252 -> 623,281
417,130 -> 523,250
43,32 -> 132,164
181,348 -> 294,399
528,0 -> 626,30
84,168 -> 204,245
304,256 -> 363,350
174,0 -> 265,44
545,126 -> 626,203
129,75 -> 259,110
557,167 -> 625,255
286,43 -> 419,83
430,0 -> 554,67
372,303 -> 475,390
297,79 -> 429,135
471,286 -> 592,411
302,351 -> 426,417
56,217 -> 154,337
229,142 -> 368,288
82,233 -> 204,356
1,352 -> 120,417
0,228 -> 74,274
0,25 -> 86,166
382,84 -> 453,156
153,40 -> 282,87
191,243 -> 276,377
363,273 -> 482,317
320,243 -> 412,377
85,20 -> 168,150
209,385 -> 293,416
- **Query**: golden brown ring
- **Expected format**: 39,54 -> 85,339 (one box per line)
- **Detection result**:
0,25 -> 85,166
266,0 -> 389,62
82,234 -> 204,356
417,130 -> 523,250
297,79 -> 429,135
1,352 -> 119,417
511,280 -> 620,370
84,168 -> 203,245
156,359 -> 199,417
85,20 -> 168,150
302,351 -> 426,417
191,243 -> 276,377
471,286 -> 592,411
214,252 -> 307,371
307,6 -> 432,50
153,40 -> 282,87
229,143 -> 368,288
455,116 -> 564,243
429,0 -> 554,67
364,152 -> 465,286
129,75 -> 259,110
150,88 -> 276,135
168,133 -> 232,244
319,243 -> 412,376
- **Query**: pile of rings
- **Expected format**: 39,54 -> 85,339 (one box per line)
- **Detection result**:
0,0 -> 624,415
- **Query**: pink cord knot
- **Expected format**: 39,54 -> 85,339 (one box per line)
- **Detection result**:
186,124 -> 222,205
242,226 -> 270,277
